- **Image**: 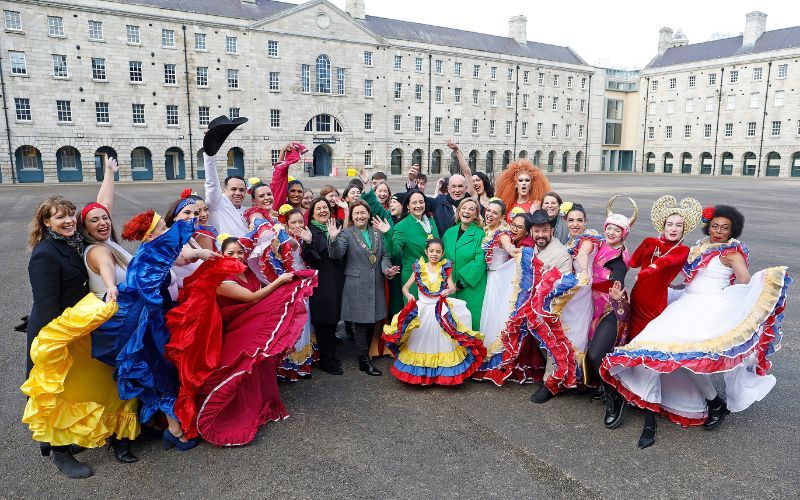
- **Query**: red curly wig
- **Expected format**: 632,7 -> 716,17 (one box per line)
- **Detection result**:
495,159 -> 551,212
121,210 -> 157,241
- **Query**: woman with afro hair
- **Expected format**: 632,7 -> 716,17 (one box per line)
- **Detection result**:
494,159 -> 551,223
601,204 -> 791,449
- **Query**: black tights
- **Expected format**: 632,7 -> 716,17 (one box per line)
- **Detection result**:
587,313 -> 618,382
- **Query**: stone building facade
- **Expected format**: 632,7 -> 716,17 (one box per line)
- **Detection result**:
638,12 -> 800,178
0,0 -> 598,183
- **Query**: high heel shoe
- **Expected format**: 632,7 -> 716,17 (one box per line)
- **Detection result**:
109,437 -> 139,463
162,429 -> 200,451
703,396 -> 730,430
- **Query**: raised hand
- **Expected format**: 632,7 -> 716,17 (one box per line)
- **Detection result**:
408,164 -> 419,182
106,157 -> 119,173
372,216 -> 391,234
358,167 -> 370,186
609,280 -> 624,301
298,226 -> 312,243
327,219 -> 341,240
197,248 -> 220,261
385,265 -> 401,278
446,139 -> 459,151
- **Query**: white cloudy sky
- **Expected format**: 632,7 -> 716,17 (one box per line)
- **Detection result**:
327,0 -> 797,68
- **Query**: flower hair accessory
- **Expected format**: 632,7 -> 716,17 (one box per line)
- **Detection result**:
216,232 -> 234,246
701,206 -> 714,224
287,175 -> 297,183
278,204 -> 293,215
509,206 -> 525,216
180,188 -> 197,199
559,201 -> 574,217
246,177 -> 263,195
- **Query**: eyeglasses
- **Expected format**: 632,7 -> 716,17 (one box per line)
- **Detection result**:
510,223 -> 525,231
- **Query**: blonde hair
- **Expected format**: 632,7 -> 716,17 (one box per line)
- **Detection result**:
28,195 -> 77,249
454,197 -> 484,228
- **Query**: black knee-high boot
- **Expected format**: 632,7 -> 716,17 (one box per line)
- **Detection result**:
638,411 -> 657,449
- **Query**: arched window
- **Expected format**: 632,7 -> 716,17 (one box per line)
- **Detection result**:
431,149 -> 442,174
304,114 -> 343,133
518,150 -> 528,159
743,152 -> 756,176
766,152 -> 781,177
575,151 -> 583,172
720,152 -> 733,176
792,152 -> 800,178
56,146 -> 82,182
533,150 -> 542,166
502,150 -> 512,169
645,152 -> 655,172
468,150 -> 478,169
390,148 -> 403,175
547,151 -> 556,172
663,152 -> 673,173
316,55 -> 331,94
131,147 -> 153,181
412,149 -> 423,167
680,152 -> 692,174
485,150 -> 495,173
700,152 -> 712,175
561,151 -> 569,172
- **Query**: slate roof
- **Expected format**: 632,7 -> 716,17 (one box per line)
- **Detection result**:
110,0 -> 586,65
650,25 -> 800,68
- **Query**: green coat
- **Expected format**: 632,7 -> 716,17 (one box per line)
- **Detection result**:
361,189 -> 404,316
442,223 -> 487,331
385,214 -> 439,302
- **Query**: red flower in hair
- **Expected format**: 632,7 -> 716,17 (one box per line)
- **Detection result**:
701,206 -> 714,223
180,188 -> 193,199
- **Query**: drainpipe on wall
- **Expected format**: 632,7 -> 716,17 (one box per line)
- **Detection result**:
756,61 -> 772,177
0,54 -> 16,183
513,64 -> 520,159
182,25 -> 195,179
583,72 -> 592,172
712,67 -> 725,175
427,53 -> 432,175
640,76 -> 650,173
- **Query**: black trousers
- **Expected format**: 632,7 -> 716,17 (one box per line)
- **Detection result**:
314,323 -> 339,366
351,322 -> 375,359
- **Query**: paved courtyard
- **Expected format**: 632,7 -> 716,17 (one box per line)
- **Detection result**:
0,173 -> 797,499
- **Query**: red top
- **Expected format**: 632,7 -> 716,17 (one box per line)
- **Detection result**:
506,200 -> 535,222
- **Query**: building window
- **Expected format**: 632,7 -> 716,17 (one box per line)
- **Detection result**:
566,98 -> 572,112
552,96 -> 558,111
747,121 -> 756,137
748,92 -> 760,108
270,109 -> 281,128
665,100 -> 675,113
523,70 -> 529,84
394,82 -> 402,99
489,120 -> 496,135
551,123 -> 557,138
581,77 -> 587,89
393,114 -> 401,132
453,118 -> 461,134
651,80 -> 658,91
164,64 -> 177,85
227,69 -> 239,89
665,125 -> 672,139
507,68 -> 514,81
771,121 -> 781,136
774,90 -> 785,107
777,64 -> 788,79
507,121 -> 514,136
503,92 -> 511,107
753,67 -> 763,81
337,68 -> 345,95
166,104 -> 179,125
194,33 -> 206,50
269,149 -> 280,165
578,124 -> 584,138
537,95 -> 544,110
688,75 -> 696,88
394,55 -> 402,70
132,103 -> 145,124
269,71 -> 280,91
566,124 -> 571,137
647,126 -> 654,139
538,72 -> 544,85
669,77 -> 676,89
55,100 -> 72,122
364,150 -> 372,166
127,25 -> 140,44
95,102 -> 109,123
4,10 -> 22,30
364,79 -> 373,97
416,84 -> 424,101
452,62 -> 461,76
685,98 -> 694,113
198,106 -> 210,126
92,57 -> 106,80
522,94 -> 529,109
490,66 -> 497,80
14,98 -> 31,121
454,87 -> 462,104
364,113 -> 373,131
553,74 -> 559,87
580,99 -> 586,112
316,54 -> 331,93
225,36 -> 237,54
52,54 -> 68,78
48,16 -> 64,36
521,121 -> 527,136
724,123 -> 733,137
536,122 -> 542,137
196,67 -> 208,87
435,59 -> 442,74
415,57 -> 423,72
129,61 -> 143,82
472,64 -> 480,78
9,51 -> 27,75
88,20 -> 103,41
472,118 -> 479,135
415,116 -> 423,132
268,40 -> 279,57
364,51 -> 372,66
435,86 -> 443,103
684,125 -> 692,138
708,72 -> 716,86
567,75 -> 573,88
648,101 -> 656,114
729,70 -> 738,83
434,117 -> 442,133
705,97 -> 714,112
301,64 -> 310,93
229,107 -> 240,119
704,123 -> 712,138
726,94 -> 735,110
162,29 -> 175,48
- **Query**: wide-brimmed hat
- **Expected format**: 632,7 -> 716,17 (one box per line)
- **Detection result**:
203,115 -> 249,156
529,209 -> 554,227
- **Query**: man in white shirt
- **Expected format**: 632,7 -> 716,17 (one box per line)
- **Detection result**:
203,116 -> 249,237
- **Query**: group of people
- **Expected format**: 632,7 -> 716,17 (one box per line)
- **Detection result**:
21,115 -> 790,479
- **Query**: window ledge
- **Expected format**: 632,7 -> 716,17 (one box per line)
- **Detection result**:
133,123 -> 148,128
93,79 -> 108,83
162,46 -> 177,50
269,89 -> 281,93
129,81 -> 144,85
48,34 -> 66,39
16,120 -> 34,125
57,122 -> 74,126
228,87 -> 241,91
11,73 -> 30,78
195,48 -> 208,53
166,124 -> 180,128
164,83 -> 178,87
89,38 -> 106,43
5,28 -> 25,35
53,76 -> 71,80
127,42 -> 141,47
96,122 -> 112,127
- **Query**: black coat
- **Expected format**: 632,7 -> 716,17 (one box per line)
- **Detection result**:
301,223 -> 344,326
426,194 -> 466,236
26,238 -> 89,375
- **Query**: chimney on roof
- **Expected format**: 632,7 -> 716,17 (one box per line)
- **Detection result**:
346,0 -> 366,21
508,15 -> 527,45
657,27 -> 673,54
743,11 -> 767,47
670,28 -> 689,48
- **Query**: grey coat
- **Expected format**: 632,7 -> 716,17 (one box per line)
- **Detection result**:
329,226 -> 392,323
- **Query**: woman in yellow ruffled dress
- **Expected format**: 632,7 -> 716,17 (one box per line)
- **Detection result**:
22,196 -> 139,479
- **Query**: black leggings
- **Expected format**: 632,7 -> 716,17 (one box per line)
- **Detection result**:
587,313 -> 618,381
314,323 -> 339,366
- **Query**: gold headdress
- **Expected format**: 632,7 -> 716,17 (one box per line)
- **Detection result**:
650,195 -> 702,234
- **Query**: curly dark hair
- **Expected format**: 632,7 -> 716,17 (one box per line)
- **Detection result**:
472,172 -> 495,198
702,204 -> 744,239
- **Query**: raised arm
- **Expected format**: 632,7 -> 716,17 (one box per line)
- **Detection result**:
447,140 -> 474,192
217,272 -> 294,303
270,143 -> 292,206
203,152 -> 224,209
96,157 -> 120,213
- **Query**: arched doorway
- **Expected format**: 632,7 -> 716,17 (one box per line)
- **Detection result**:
485,150 -> 495,173
663,153 -> 673,173
700,152 -> 712,175
765,152 -> 781,177
15,145 -> 44,183
721,152 -> 734,175
314,145 -> 333,176
412,149 -> 423,168
226,147 -> 245,177
431,149 -> 442,174
561,152 -> 569,172
575,151 -> 583,172
743,152 -> 756,176
94,146 -> 119,181
792,152 -> 800,177
131,147 -> 153,181
547,151 -> 556,172
502,150 -> 512,169
196,149 -> 206,179
645,152 -> 655,172
449,150 -> 459,174
56,146 -> 82,182
680,153 -> 692,174
390,148 -> 403,175
468,150 -> 478,170
518,150 -> 528,159
533,150 -> 542,167
165,147 -> 185,180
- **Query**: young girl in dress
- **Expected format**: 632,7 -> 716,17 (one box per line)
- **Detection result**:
382,239 -> 485,386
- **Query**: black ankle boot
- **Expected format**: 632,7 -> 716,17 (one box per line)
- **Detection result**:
703,396 -> 730,429
110,437 -> 139,463
358,356 -> 382,376
51,447 -> 92,479
530,385 -> 555,404
638,413 -> 657,449
604,389 -> 625,429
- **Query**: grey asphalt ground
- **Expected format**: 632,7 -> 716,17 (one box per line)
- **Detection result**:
0,173 -> 797,499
